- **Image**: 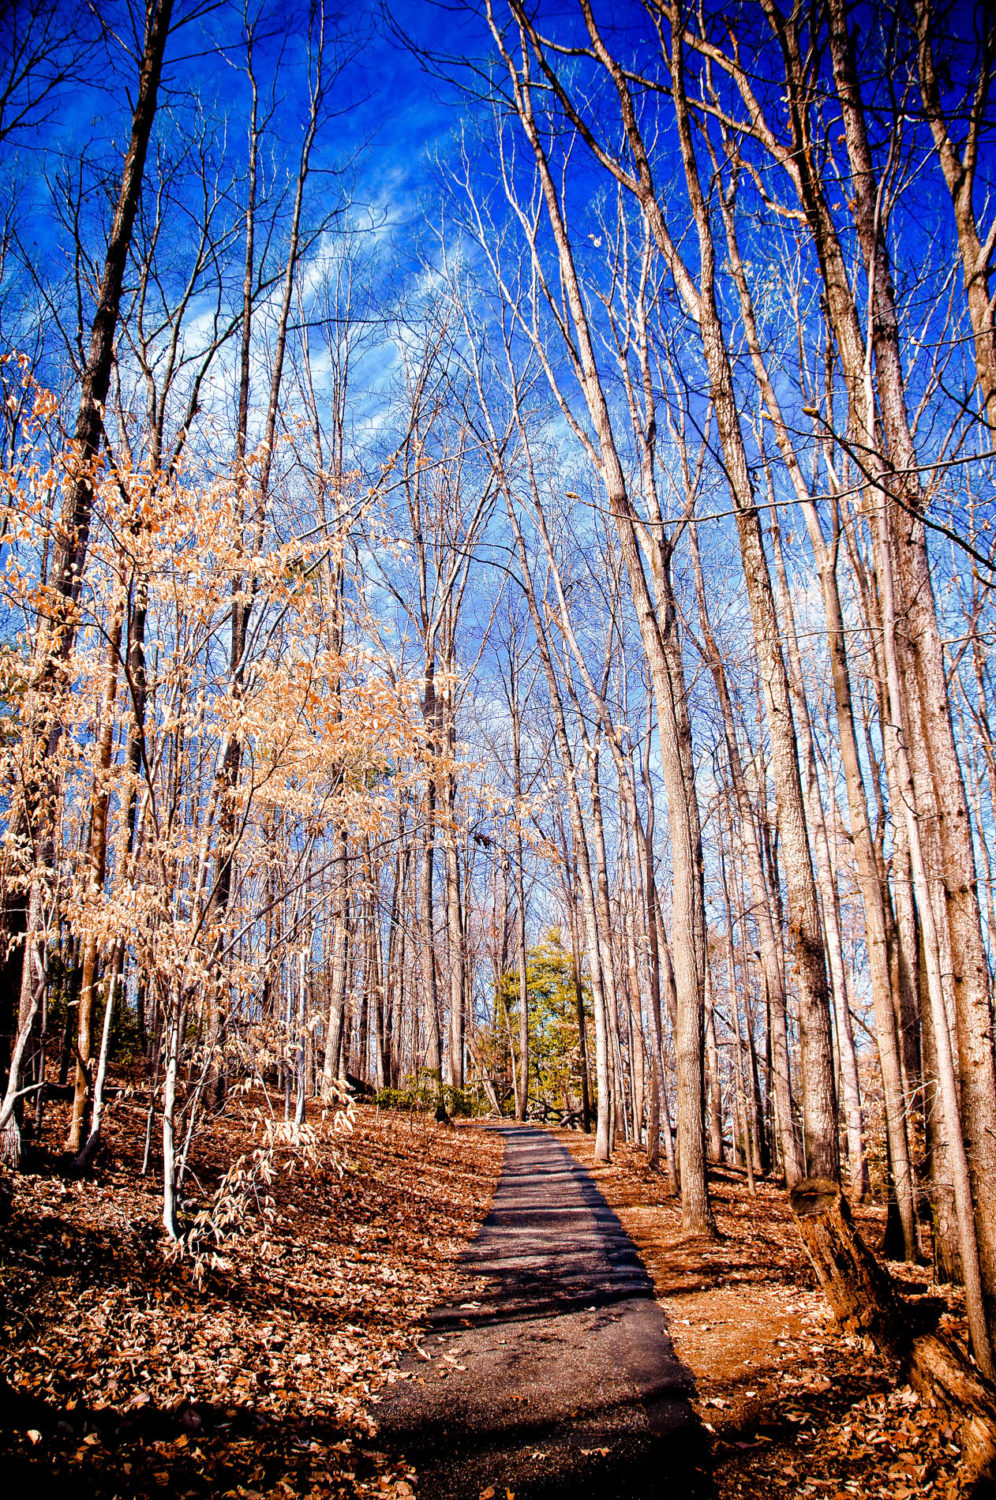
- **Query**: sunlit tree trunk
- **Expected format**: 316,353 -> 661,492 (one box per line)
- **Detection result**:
688,519 -> 801,1184
826,0 -> 996,1351
482,13 -> 712,1225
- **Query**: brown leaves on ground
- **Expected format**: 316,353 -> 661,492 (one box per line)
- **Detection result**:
1,1098 -> 503,1499
552,1130 -> 968,1499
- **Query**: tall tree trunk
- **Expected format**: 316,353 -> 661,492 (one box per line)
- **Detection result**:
321,831 -> 349,1094
542,0 -> 840,1184
499,477 -> 612,1159
688,519 -> 801,1184
767,517 -> 869,1207
419,780 -> 442,1081
486,18 -> 711,1226
1,0 -> 173,1161
827,0 -> 996,1345
512,684 -> 529,1123
567,897 -> 592,1134
872,474 -> 995,1376
66,581 -> 126,1152
444,766 -> 466,1091
704,965 -> 723,1165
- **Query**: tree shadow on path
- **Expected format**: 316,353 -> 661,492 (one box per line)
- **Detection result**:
371,1124 -> 713,1499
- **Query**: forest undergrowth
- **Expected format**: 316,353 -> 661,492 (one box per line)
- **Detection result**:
555,1128 -> 970,1500
0,1099 -> 503,1499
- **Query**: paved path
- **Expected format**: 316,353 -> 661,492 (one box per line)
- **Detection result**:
372,1125 -> 711,1498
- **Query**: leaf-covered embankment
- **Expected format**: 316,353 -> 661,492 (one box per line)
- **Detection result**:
0,1101 -> 503,1498
554,1128 -> 968,1499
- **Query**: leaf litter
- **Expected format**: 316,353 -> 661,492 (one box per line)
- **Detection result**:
1,1097 -> 503,1498
553,1128 -> 969,1499
5,1097 -> 973,1499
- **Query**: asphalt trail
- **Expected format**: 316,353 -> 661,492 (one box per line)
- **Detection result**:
372,1124 -> 711,1499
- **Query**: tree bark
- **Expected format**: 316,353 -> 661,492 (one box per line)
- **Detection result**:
791,1177 -> 996,1487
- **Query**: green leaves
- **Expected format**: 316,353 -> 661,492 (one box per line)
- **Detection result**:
495,929 -> 593,1117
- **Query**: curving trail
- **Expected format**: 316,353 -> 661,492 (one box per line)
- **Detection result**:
372,1124 -> 711,1498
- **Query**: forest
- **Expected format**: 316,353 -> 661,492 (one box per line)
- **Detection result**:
1,0 -> 996,1495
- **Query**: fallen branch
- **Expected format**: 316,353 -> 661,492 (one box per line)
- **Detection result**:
790,1177 -> 996,1489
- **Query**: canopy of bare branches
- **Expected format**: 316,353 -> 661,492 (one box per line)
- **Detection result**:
1,0 -> 996,1467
